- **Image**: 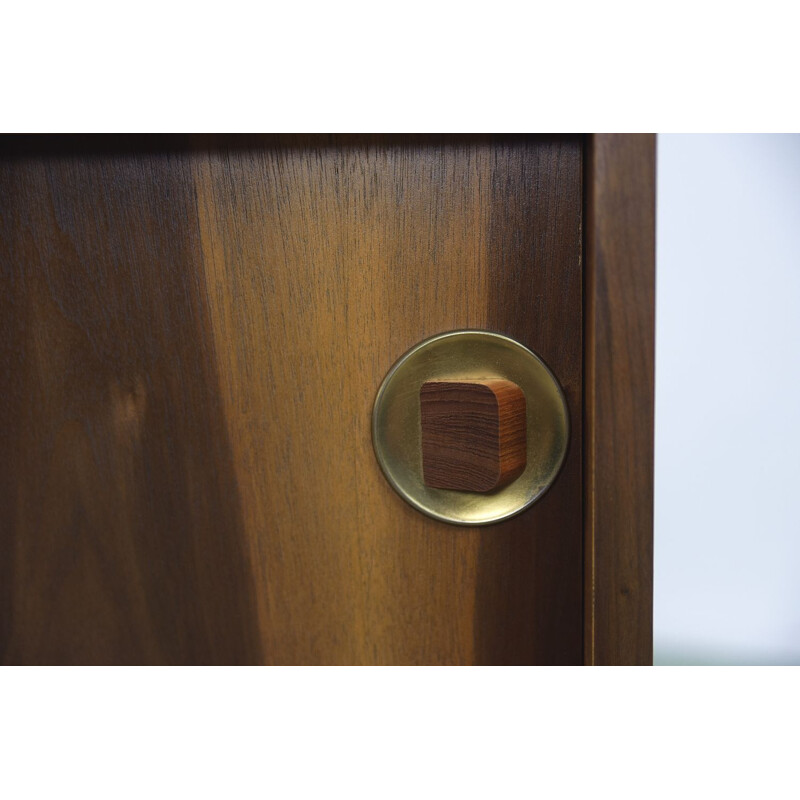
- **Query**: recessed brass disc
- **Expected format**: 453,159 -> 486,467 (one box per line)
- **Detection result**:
372,330 -> 569,526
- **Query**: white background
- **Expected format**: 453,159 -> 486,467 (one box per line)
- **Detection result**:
655,134 -> 800,664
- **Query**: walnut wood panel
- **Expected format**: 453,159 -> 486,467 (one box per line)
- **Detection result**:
0,135 -> 583,664
0,143 -> 262,663
584,134 -> 656,665
420,380 -> 527,493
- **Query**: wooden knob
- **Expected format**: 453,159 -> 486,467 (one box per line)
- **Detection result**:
420,380 -> 527,493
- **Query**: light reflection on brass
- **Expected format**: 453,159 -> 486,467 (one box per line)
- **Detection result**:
372,330 -> 570,526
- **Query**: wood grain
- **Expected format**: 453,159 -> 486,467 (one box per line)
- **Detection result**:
584,134 -> 656,665
420,380 -> 526,492
0,135 -> 583,664
0,142 -> 263,664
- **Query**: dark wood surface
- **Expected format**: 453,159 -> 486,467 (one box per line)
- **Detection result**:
584,134 -> 656,665
420,380 -> 526,493
0,135 -> 584,664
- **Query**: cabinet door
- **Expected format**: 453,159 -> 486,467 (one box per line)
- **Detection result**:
0,135 -> 585,664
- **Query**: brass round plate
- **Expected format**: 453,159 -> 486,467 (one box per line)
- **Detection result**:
372,330 -> 569,526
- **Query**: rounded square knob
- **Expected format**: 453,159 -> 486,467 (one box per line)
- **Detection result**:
420,380 -> 527,493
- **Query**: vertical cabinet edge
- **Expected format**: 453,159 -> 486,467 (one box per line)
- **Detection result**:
583,134 -> 656,666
